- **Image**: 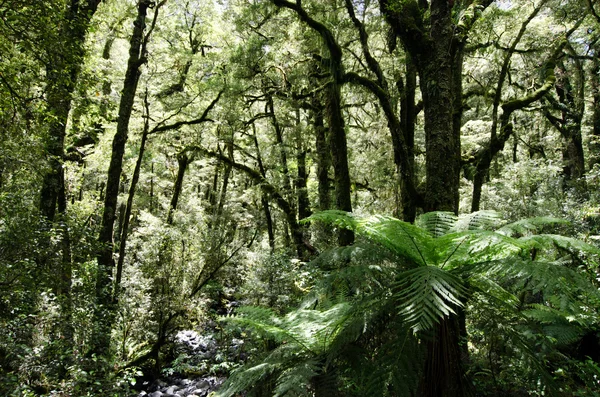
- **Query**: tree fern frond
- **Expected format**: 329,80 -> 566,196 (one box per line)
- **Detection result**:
468,273 -> 520,310
416,211 -> 457,237
222,306 -> 295,345
520,234 -> 600,256
214,362 -> 277,397
477,258 -> 600,306
357,215 -> 433,266
303,209 -> 360,230
311,241 -> 402,271
274,360 -> 320,397
542,324 -> 583,346
495,321 -> 558,390
522,303 -> 588,345
394,266 -> 467,332
498,217 -> 569,237
452,210 -> 505,232
306,211 -> 434,266
435,230 -> 527,270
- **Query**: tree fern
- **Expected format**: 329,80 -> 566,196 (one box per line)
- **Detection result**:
218,211 -> 600,396
416,211 -> 458,237
395,266 -> 467,332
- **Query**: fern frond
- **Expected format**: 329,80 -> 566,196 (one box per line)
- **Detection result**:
311,242 -> 402,271
273,360 -> 319,397
498,217 -> 568,237
307,211 -> 434,266
520,234 -> 600,256
468,273 -> 520,310
214,362 -> 277,397
394,266 -> 467,332
436,230 -> 527,270
452,210 -> 504,232
476,258 -> 600,306
416,211 -> 457,237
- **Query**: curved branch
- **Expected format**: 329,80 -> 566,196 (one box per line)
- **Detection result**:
187,145 -> 307,257
343,0 -> 385,87
149,90 -> 223,134
272,0 -> 343,72
343,72 -> 422,205
490,0 -> 548,141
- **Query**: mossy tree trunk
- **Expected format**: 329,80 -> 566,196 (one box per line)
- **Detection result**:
92,0 -> 157,359
380,0 -> 493,395
548,57 -> 586,185
590,44 -> 600,169
295,108 -> 312,221
37,0 -> 101,376
273,0 -> 354,246
312,94 -> 331,212
40,0 -> 101,221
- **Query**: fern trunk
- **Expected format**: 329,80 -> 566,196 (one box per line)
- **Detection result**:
418,314 -> 473,397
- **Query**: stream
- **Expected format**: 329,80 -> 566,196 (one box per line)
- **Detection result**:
136,329 -> 244,397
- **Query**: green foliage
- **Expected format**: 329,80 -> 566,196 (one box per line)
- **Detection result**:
219,210 -> 600,395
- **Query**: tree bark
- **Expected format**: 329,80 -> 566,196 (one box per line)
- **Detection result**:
253,127 -> 276,251
273,0 -> 353,246
343,0 -> 421,221
380,0 -> 493,395
295,108 -> 311,221
40,0 -> 101,221
214,137 -> 233,223
114,95 -> 151,302
312,95 -> 331,211
92,0 -> 153,358
590,45 -> 600,169
325,82 -> 354,246
37,1 -> 100,375
167,151 -> 190,225
399,57 -> 418,221
420,0 -> 459,213
553,57 -> 586,184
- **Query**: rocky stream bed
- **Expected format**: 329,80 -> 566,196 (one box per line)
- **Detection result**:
136,329 -> 244,397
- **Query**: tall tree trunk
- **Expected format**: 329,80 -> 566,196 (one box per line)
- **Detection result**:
214,138 -> 233,223
420,1 -> 459,213
253,128 -> 275,251
272,0 -> 353,246
415,2 -> 463,393
55,165 -> 73,379
590,45 -> 600,169
313,95 -> 331,211
167,151 -> 190,225
38,0 -> 100,376
554,58 -> 586,185
267,94 -> 293,199
380,0 -> 496,394
92,0 -> 153,358
399,58 -> 417,221
40,0 -> 101,221
343,0 -> 420,220
325,82 -> 354,246
295,108 -> 311,220
114,93 -> 151,302
267,94 -> 294,246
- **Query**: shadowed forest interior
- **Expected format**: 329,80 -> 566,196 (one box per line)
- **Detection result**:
2,0 -> 600,396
